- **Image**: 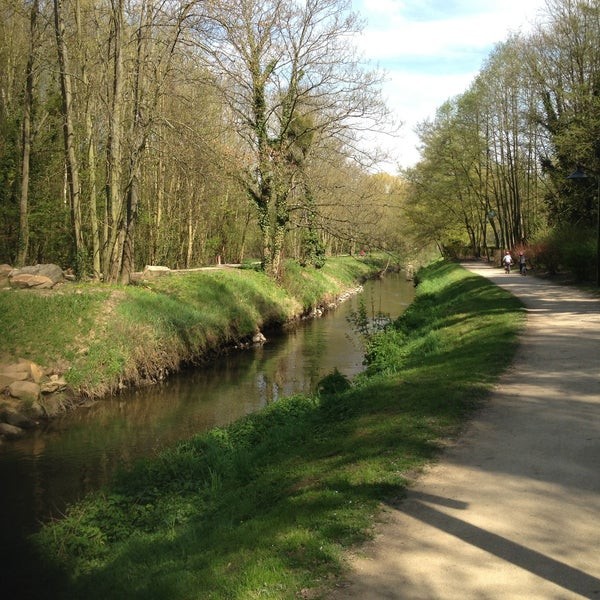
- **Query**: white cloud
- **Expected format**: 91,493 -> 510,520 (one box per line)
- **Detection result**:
352,0 -> 547,171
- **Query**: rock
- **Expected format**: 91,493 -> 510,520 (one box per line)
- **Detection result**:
142,265 -> 171,278
12,263 -> 64,283
41,377 -> 67,394
0,406 -> 36,429
0,359 -> 61,433
8,380 -> 41,403
26,401 -> 46,419
0,374 -> 17,391
0,263 -> 11,286
63,268 -> 76,281
9,273 -> 54,289
0,422 -> 24,439
16,359 -> 45,383
8,263 -> 64,288
252,331 -> 267,344
0,368 -> 29,384
40,394 -> 70,417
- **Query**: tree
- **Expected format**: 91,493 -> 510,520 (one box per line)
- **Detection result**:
16,0 -> 40,266
405,36 -> 546,257
54,0 -> 85,272
525,0 -> 600,226
200,0 -> 390,277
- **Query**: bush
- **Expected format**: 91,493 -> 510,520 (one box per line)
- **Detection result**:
530,225 -> 596,280
317,368 -> 351,397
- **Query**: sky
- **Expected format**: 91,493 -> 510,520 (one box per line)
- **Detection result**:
352,0 -> 548,172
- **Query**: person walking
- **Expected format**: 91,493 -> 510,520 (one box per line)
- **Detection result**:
518,252 -> 527,275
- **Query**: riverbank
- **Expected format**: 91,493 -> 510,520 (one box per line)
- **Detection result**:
29,261 -> 524,599
0,256 -> 391,439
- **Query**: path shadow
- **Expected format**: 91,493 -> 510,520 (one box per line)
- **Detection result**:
389,491 -> 600,598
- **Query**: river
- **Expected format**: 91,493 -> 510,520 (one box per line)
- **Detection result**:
0,272 -> 414,588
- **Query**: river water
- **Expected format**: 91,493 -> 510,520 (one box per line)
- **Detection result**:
0,273 -> 414,561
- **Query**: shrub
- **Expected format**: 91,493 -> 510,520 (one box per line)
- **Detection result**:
529,225 -> 595,280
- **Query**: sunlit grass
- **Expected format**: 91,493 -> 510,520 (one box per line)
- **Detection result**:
0,257 -> 382,397
32,261 -> 524,599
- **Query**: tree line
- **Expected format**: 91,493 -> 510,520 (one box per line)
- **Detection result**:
0,0 -> 404,282
403,0 -> 600,277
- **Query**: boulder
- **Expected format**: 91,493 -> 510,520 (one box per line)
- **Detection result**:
142,265 -> 171,279
0,422 -> 24,439
252,331 -> 267,344
0,368 -> 29,384
12,263 -> 64,282
0,374 -> 18,391
0,263 -> 11,287
9,273 -> 54,289
39,394 -> 72,417
8,380 -> 41,403
0,406 -> 36,429
8,263 -> 64,288
26,401 -> 46,419
17,358 -> 45,383
41,376 -> 67,394
0,359 -> 62,436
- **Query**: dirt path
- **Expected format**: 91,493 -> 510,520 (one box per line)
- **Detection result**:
330,262 -> 600,599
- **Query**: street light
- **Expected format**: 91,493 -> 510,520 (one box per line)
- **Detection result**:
566,166 -> 600,286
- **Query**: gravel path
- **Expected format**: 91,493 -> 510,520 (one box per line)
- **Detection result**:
330,262 -> 600,600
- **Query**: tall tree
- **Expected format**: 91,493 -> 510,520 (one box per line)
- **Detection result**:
200,0 -> 390,277
54,0 -> 85,271
16,0 -> 40,266
525,0 -> 600,226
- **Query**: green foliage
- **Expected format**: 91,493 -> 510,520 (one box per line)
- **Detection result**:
279,257 -> 378,312
363,260 -> 523,378
300,228 -> 326,268
347,296 -> 370,338
317,368 -> 351,398
32,260 -> 524,599
346,295 -> 391,348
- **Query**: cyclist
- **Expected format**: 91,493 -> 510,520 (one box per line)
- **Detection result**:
502,251 -> 513,273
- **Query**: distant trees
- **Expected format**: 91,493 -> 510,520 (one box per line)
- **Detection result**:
526,0 -> 600,225
0,0 -> 397,280
405,37 -> 545,257
404,0 -> 600,265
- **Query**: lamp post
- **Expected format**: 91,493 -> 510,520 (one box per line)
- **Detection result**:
566,166 -> 600,286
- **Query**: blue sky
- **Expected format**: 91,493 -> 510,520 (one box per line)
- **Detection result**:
351,0 -> 547,171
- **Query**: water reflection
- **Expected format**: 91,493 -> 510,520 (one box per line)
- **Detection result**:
0,272 -> 414,535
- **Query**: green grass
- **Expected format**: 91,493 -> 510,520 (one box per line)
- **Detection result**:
32,261 -> 524,599
0,288 -> 110,366
279,256 -> 379,310
0,257 -> 384,397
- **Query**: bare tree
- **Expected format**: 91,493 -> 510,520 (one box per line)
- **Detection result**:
16,0 -> 40,266
54,0 -> 85,270
198,0 -> 391,277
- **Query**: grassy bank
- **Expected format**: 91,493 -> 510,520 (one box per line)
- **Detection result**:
32,261 -> 524,599
0,256 -> 382,398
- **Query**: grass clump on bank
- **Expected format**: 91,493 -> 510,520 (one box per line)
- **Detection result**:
0,256 -> 384,397
33,261 -> 524,599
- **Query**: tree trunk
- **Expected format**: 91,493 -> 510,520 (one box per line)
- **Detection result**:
105,0 -> 125,283
76,0 -> 101,279
54,0 -> 85,273
17,0 -> 39,267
